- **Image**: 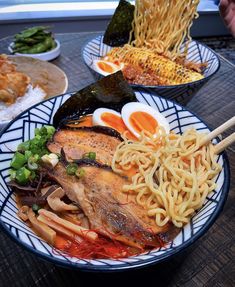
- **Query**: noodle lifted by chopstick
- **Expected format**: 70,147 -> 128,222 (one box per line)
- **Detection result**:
128,0 -> 200,59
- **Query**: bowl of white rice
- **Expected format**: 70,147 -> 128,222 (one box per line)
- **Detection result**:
0,55 -> 68,131
0,85 -> 46,129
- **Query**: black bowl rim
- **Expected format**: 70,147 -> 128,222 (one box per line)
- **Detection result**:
0,90 -> 230,272
82,34 -> 221,89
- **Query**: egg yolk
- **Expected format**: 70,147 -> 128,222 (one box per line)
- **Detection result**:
101,112 -> 127,133
129,111 -> 158,134
97,61 -> 115,73
101,112 -> 137,140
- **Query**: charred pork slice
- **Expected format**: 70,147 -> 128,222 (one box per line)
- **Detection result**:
47,162 -> 168,248
47,126 -> 122,166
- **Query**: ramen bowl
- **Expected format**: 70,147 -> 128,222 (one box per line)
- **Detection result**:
0,90 -> 229,271
83,35 -> 220,105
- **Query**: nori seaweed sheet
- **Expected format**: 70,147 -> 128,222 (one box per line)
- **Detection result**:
103,0 -> 135,47
53,71 -> 136,127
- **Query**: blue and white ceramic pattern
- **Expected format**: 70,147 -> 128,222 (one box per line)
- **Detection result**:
0,91 -> 230,271
83,35 -> 220,105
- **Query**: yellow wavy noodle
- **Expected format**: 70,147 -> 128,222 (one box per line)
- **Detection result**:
128,0 -> 200,60
112,129 -> 221,228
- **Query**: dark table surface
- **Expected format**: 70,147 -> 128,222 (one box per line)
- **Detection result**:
0,32 -> 234,287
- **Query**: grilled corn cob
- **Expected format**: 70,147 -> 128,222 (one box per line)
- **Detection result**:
106,45 -> 204,85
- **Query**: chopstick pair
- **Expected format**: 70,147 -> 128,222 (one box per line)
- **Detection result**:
199,116 -> 235,154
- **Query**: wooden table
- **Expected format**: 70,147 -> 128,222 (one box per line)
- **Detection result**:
0,32 -> 234,287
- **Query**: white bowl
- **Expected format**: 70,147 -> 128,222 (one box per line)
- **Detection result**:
8,39 -> 61,61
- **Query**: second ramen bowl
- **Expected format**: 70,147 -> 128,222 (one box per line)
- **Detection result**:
83,35 -> 220,105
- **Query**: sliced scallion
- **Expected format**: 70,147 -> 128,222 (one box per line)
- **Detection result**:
83,152 -> 96,160
66,163 -> 78,175
10,152 -> 26,170
75,168 -> 85,178
15,167 -> 31,185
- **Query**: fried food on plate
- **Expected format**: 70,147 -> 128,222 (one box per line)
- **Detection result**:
0,55 -> 31,105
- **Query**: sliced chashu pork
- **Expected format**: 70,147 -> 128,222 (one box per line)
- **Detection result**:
47,161 -> 168,249
47,126 -> 122,166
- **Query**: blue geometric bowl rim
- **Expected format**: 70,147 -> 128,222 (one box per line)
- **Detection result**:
82,35 -> 221,89
0,90 -> 230,272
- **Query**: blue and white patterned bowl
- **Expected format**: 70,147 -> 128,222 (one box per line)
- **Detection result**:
0,91 -> 230,271
83,36 -> 220,105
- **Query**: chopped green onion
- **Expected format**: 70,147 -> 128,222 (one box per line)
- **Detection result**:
15,167 -> 31,185
23,125 -> 56,157
34,128 -> 40,136
66,163 -> 78,175
35,125 -> 55,137
88,152 -> 96,160
28,161 -> 38,171
9,169 -> 16,180
34,154 -> 39,161
75,168 -> 85,178
10,152 -> 26,169
32,204 -> 41,214
83,152 -> 96,160
25,126 -> 54,154
11,126 -> 56,182
17,141 -> 30,152
24,150 -> 32,160
27,155 -> 39,170
45,125 -> 56,137
28,162 -> 38,170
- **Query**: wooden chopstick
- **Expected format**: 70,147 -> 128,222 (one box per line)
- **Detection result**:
214,132 -> 235,154
199,116 -> 235,148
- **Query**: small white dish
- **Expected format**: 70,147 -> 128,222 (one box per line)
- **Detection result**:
8,39 -> 61,61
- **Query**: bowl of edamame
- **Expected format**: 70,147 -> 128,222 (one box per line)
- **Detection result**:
8,26 -> 61,61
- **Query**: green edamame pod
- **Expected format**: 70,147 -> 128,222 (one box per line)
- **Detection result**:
20,43 -> 47,54
50,40 -> 57,50
15,26 -> 51,39
13,45 -> 31,53
13,42 -> 25,49
19,36 -> 52,54
33,31 -> 50,37
16,49 -> 30,54
15,38 -> 39,45
32,35 -> 47,41
44,36 -> 54,50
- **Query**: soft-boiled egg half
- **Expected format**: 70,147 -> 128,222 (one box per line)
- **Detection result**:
92,103 -> 170,139
92,60 -> 124,76
121,102 -> 170,138
92,108 -> 127,133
